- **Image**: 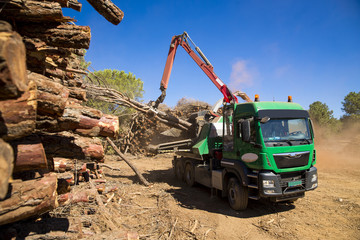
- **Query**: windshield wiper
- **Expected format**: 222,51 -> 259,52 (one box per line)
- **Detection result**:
298,139 -> 311,144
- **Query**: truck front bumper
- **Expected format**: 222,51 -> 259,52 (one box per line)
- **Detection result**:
258,167 -> 317,201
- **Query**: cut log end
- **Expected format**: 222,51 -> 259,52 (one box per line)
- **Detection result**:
86,0 -> 124,25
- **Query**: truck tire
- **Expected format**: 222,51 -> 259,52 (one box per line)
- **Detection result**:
174,160 -> 183,181
184,163 -> 195,187
227,177 -> 248,210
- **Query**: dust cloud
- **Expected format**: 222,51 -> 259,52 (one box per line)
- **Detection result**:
314,123 -> 360,170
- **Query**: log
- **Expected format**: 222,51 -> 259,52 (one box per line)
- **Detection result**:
40,132 -> 104,161
0,0 -> 72,22
28,72 -> 70,116
0,81 -> 37,141
23,37 -> 72,58
0,139 -> 14,200
68,87 -> 87,101
53,157 -> 74,172
18,23 -> 91,49
55,102 -> 119,138
58,191 -> 90,206
0,21 -> 28,100
55,0 -> 82,12
11,135 -> 48,173
86,0 -> 124,25
45,67 -> 75,80
0,173 -> 58,226
106,137 -> 150,186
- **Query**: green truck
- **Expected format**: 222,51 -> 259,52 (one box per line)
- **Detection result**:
172,99 -> 318,210
154,32 -> 317,210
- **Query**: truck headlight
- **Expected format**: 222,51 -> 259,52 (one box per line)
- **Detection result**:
265,189 -> 275,194
311,183 -> 318,189
311,173 -> 317,182
263,180 -> 275,188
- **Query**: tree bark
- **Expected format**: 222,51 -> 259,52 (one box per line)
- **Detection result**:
40,132 -> 104,161
42,102 -> 120,138
28,72 -> 70,116
0,0 -> 72,23
18,23 -> 91,49
55,0 -> 82,12
45,67 -> 76,80
0,81 -> 37,141
0,21 -> 28,100
86,0 -> 124,25
11,135 -> 48,173
0,173 -> 58,226
0,139 -> 14,200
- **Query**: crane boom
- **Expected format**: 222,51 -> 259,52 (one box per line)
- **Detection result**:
153,32 -> 239,108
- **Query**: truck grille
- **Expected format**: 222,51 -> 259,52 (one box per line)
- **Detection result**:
273,151 -> 310,169
278,171 -> 306,193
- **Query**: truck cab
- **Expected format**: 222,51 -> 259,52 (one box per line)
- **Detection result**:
173,99 -> 318,210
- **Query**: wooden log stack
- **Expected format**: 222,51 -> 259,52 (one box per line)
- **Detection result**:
0,0 -> 124,225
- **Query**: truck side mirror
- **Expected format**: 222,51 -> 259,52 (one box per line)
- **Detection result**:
260,116 -> 270,123
241,120 -> 251,143
309,119 -> 315,139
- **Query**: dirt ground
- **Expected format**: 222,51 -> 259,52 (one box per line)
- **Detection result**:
1,142 -> 359,239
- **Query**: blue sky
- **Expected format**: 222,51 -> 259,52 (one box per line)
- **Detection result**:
63,0 -> 360,118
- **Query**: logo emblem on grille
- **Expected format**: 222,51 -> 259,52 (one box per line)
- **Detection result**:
285,153 -> 302,158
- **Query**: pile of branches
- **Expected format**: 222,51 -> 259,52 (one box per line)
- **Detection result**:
85,83 -> 217,155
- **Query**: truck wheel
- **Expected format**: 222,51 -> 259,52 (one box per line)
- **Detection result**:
227,177 -> 248,210
184,163 -> 195,187
174,160 -> 183,181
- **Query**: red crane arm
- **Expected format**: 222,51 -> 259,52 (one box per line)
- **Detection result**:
154,32 -> 238,108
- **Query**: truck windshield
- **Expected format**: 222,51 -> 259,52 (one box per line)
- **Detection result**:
260,118 -> 311,143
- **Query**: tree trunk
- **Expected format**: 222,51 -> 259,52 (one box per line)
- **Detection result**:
106,137 -> 150,186
0,21 -> 28,100
0,173 -> 58,226
0,139 -> 14,200
45,102 -> 120,138
11,135 -> 48,173
0,0 -> 71,23
86,0 -> 124,25
40,132 -> 104,161
18,23 -> 91,49
0,81 -> 37,141
45,67 -> 76,80
28,71 -> 70,116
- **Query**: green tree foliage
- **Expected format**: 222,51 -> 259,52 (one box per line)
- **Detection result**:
341,91 -> 360,121
309,101 -> 341,132
86,69 -> 144,119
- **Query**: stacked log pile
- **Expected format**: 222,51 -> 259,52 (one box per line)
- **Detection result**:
0,0 -> 123,225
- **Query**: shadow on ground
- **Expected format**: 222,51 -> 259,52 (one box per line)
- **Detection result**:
107,166 -> 296,219
0,215 -> 70,240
